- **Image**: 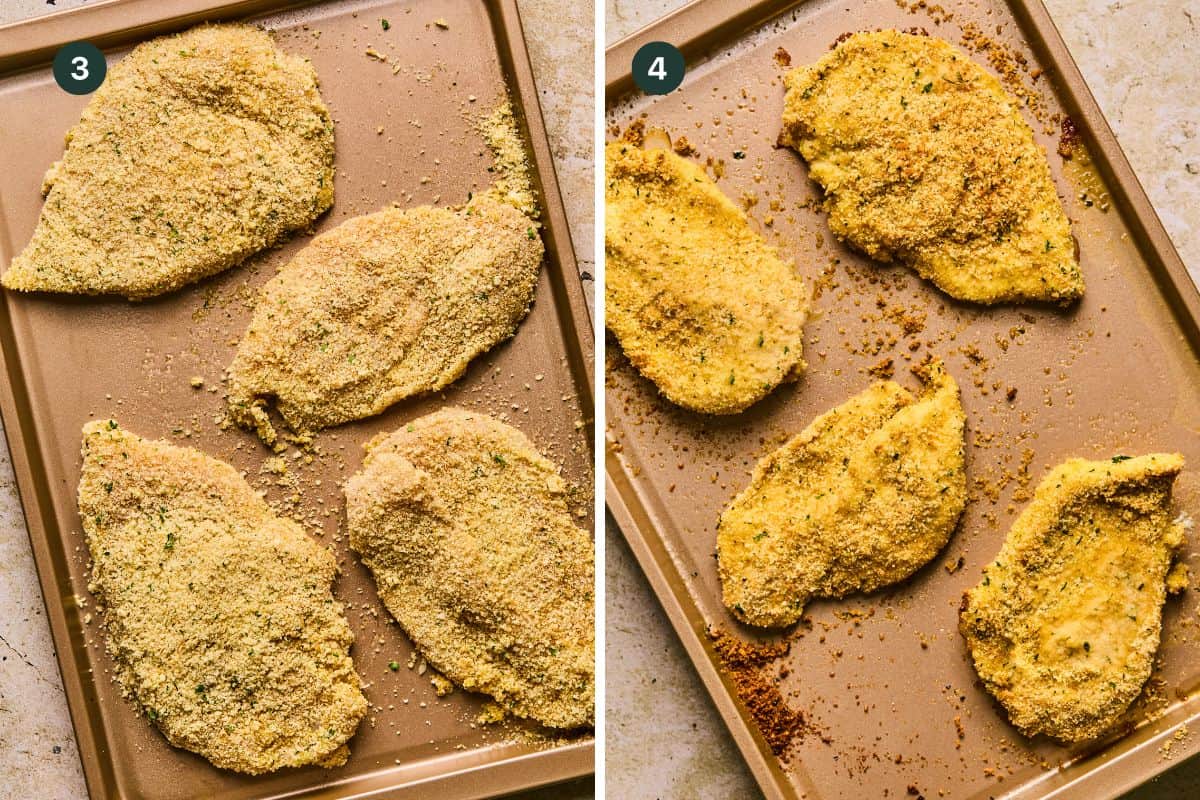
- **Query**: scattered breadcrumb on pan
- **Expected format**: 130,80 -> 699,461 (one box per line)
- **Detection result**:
478,99 -> 539,219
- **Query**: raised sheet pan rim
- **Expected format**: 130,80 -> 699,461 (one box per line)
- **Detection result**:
0,0 -> 596,797
603,1 -> 1200,798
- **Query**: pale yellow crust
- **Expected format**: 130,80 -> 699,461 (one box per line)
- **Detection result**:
3,24 -> 334,300
780,30 -> 1083,305
227,192 -> 543,444
718,360 -> 966,628
345,408 -> 594,729
78,420 -> 366,774
605,142 -> 810,415
960,453 -> 1187,743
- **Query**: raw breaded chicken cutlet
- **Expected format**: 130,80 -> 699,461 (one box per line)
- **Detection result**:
3,24 -> 334,300
227,191 -> 542,445
345,408 -> 595,729
78,421 -> 366,773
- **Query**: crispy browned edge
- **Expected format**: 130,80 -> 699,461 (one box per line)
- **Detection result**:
604,1 -> 1200,799
0,1 -> 595,798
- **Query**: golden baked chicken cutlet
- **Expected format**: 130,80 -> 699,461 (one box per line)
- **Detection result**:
78,421 -> 366,774
718,360 -> 966,628
605,141 -> 810,414
961,453 -> 1187,742
227,191 -> 542,445
345,408 -> 594,729
3,24 -> 334,300
780,30 -> 1083,305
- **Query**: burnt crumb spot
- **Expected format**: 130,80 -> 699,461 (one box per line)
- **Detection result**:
1058,116 -> 1081,159
774,47 -> 793,67
709,627 -> 808,759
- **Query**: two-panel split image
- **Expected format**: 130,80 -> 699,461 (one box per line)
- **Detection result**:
0,1 -> 1196,799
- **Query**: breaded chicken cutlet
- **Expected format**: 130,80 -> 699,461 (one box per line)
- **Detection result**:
2,25 -> 334,300
780,31 -> 1083,305
718,360 -> 966,628
605,141 -> 810,415
227,191 -> 543,445
961,454 -> 1187,743
78,421 -> 366,774
345,408 -> 594,729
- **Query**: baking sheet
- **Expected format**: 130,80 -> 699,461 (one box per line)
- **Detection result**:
604,1 -> 1200,798
0,1 -> 595,798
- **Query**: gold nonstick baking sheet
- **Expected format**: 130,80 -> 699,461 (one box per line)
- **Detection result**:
0,1 -> 594,798
605,1 -> 1200,798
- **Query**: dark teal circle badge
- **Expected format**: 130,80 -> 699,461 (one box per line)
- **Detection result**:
632,41 -> 685,95
53,42 -> 107,96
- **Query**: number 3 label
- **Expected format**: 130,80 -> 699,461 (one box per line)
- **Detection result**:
70,55 -> 90,81
53,42 -> 107,95
633,42 -> 685,95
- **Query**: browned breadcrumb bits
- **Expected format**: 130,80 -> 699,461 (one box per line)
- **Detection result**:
831,31 -> 855,49
672,135 -> 699,157
709,627 -> 807,758
894,0 -> 955,26
773,47 -> 792,67
868,357 -> 895,379
1058,116 -> 1081,159
621,118 -> 646,147
958,21 -> 1049,123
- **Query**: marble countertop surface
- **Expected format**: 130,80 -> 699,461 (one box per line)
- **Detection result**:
605,0 -> 1200,798
0,1 -> 593,799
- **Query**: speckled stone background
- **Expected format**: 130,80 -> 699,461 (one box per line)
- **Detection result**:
605,0 -> 1200,798
0,1 -> 593,799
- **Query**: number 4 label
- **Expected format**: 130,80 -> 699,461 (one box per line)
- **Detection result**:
632,42 -> 685,95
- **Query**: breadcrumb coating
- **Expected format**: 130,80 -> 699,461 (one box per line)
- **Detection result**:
605,142 -> 809,415
227,192 -> 542,444
718,360 -> 966,628
478,101 -> 539,219
961,453 -> 1187,742
345,408 -> 594,729
3,24 -> 334,300
780,30 -> 1083,305
78,420 -> 366,774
